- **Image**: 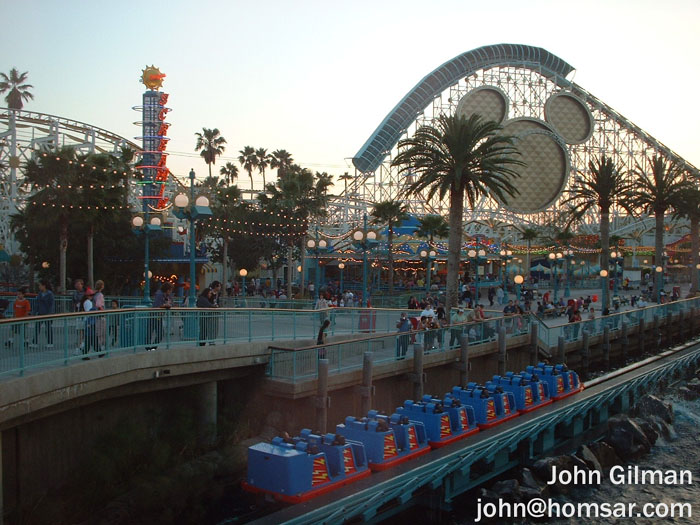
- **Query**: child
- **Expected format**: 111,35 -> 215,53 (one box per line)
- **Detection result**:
6,288 -> 31,348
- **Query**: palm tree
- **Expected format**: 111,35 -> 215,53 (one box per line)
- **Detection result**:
630,155 -> 693,282
562,154 -> 635,308
259,166 -> 331,298
219,162 -> 239,186
0,68 -> 33,109
371,201 -> 409,295
339,171 -> 353,194
238,146 -> 258,191
270,149 -> 294,180
417,215 -> 449,243
256,148 -> 271,187
519,227 -> 539,280
392,113 -> 523,310
194,128 -> 227,178
672,186 -> 700,294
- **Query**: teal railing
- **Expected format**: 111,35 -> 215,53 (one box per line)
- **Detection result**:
267,315 -> 531,381
533,296 -> 700,348
0,307 -> 408,377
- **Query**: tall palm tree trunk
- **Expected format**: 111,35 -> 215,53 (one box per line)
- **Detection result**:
446,188 -> 465,312
691,217 -> 699,295
526,240 -> 531,282
299,234 -> 308,298
59,221 -> 68,293
655,211 -> 665,274
222,238 -> 228,298
387,222 -> 394,295
600,210 -> 610,309
87,226 -> 94,288
286,244 -> 294,298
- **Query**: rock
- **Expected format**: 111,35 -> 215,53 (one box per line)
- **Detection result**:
632,417 -> 659,446
576,444 -> 603,473
478,487 -> 500,506
635,394 -> 673,424
491,479 -> 521,502
687,378 -> 700,393
588,441 -> 621,472
532,455 -> 590,494
678,386 -> 700,401
265,411 -> 283,429
646,415 -> 673,440
607,414 -> 651,460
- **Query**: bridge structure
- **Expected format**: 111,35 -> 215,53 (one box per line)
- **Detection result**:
325,43 -> 699,243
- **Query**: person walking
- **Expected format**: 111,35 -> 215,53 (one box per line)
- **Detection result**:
7,288 -> 31,349
196,287 -> 215,346
148,282 -> 174,350
93,280 -> 106,351
396,312 -> 412,358
34,279 -> 55,347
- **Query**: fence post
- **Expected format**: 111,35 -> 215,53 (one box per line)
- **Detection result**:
359,352 -> 374,415
603,326 -> 610,371
582,330 -> 590,377
316,358 -> 330,434
638,318 -> 645,356
498,325 -> 507,376
529,322 -> 538,364
557,335 -> 565,365
411,344 -> 424,401
459,334 -> 469,385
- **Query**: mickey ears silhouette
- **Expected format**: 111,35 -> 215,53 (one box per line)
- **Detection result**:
455,85 -> 594,214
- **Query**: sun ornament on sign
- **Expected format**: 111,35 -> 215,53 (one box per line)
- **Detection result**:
141,66 -> 166,90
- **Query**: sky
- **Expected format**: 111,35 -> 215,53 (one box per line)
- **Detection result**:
2,0 -> 700,191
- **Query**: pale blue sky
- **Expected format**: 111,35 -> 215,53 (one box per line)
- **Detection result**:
2,0 -> 699,188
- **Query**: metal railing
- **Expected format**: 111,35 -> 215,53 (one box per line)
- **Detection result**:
0,307 -> 407,377
533,296 -> 700,348
267,315 -> 531,381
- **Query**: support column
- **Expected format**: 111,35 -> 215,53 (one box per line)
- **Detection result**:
459,334 -> 469,385
653,315 -> 660,352
359,352 -> 374,415
557,336 -> 565,364
638,318 -> 645,356
411,344 -> 424,401
529,323 -> 538,364
316,359 -> 329,433
195,381 -> 217,445
603,327 -> 610,371
498,325 -> 506,376
582,330 -> 590,377
620,322 -> 628,364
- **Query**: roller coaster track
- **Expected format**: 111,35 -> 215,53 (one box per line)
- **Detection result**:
255,339 -> 700,524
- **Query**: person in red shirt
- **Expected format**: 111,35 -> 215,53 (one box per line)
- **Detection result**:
6,288 -> 31,348
13,288 -> 31,318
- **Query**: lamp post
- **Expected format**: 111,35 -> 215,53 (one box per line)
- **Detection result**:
655,266 -> 663,303
306,229 -> 328,301
240,268 -> 248,297
419,249 -> 437,294
338,262 -> 345,292
564,250 -> 574,298
352,214 -> 377,307
514,274 -> 524,301
610,250 -> 624,297
131,213 -> 163,305
173,169 -> 213,306
468,249 -> 486,303
600,269 -> 609,310
548,252 -> 563,302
